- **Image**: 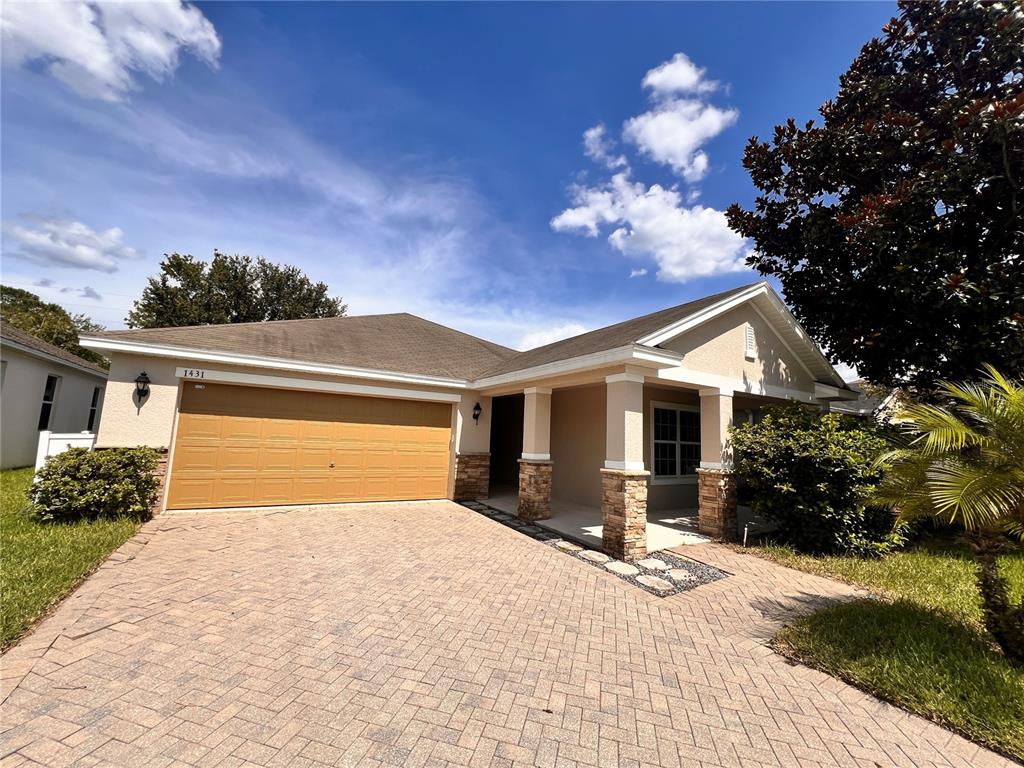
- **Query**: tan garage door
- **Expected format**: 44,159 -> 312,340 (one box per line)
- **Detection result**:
166,382 -> 452,510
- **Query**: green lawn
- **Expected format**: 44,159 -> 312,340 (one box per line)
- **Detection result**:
1,467 -> 140,651
749,540 -> 1024,760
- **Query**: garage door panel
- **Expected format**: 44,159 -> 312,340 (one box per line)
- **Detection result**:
168,382 -> 451,510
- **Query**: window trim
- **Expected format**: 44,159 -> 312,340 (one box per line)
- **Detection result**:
649,401 -> 700,486
87,386 -> 102,432
38,374 -> 62,431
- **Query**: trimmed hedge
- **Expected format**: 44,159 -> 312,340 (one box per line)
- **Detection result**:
731,404 -> 901,556
31,448 -> 160,523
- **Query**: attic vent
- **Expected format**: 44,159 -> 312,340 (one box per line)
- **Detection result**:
744,323 -> 757,360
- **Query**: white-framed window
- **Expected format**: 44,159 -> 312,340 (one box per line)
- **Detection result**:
87,386 -> 102,431
38,374 -> 61,430
651,402 -> 700,484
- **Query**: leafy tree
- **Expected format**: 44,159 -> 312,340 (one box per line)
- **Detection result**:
727,1 -> 1024,392
0,285 -> 108,368
126,251 -> 346,328
873,366 -> 1024,663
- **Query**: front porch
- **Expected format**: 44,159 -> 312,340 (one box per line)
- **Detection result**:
485,485 -> 710,551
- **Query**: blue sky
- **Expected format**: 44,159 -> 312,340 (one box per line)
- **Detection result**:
1,1 -> 894,359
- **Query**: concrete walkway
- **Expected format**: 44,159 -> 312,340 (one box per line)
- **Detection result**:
0,502 -> 1012,767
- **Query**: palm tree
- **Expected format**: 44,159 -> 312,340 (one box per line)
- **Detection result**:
873,365 -> 1024,664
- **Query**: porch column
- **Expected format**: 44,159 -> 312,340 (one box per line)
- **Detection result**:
601,371 -> 649,561
697,388 -> 737,541
518,387 -> 553,521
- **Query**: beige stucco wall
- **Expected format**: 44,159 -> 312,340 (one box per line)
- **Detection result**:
522,388 -> 552,457
0,347 -> 106,469
453,392 -> 492,454
550,385 -> 605,507
662,304 -> 814,392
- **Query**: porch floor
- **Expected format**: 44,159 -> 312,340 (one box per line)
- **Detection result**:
484,487 -> 710,552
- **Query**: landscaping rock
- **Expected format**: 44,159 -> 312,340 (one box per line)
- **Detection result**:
668,568 -> 697,583
636,558 -> 670,571
636,574 -> 674,592
605,561 -> 639,576
555,540 -> 583,553
579,550 -> 610,564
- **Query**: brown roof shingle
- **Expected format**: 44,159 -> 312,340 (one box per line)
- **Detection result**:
477,283 -> 762,378
0,324 -> 108,377
88,313 -> 517,380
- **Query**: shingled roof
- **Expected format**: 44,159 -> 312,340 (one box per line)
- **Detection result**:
87,313 -> 517,380
0,324 -> 108,377
477,283 -> 761,377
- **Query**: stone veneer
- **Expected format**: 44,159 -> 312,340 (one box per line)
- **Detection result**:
601,469 -> 649,562
517,459 -> 553,521
697,468 -> 738,541
452,453 -> 490,500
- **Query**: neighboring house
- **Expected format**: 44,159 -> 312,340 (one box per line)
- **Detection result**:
830,378 -> 903,421
81,281 -> 856,559
0,324 -> 108,469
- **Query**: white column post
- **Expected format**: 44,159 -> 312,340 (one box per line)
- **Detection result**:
699,388 -> 734,470
604,371 -> 645,470
697,387 -> 738,541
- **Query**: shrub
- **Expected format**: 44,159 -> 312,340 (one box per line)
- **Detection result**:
731,404 -> 899,555
31,448 -> 160,523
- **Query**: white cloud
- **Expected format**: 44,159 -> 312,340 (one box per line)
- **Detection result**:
518,322 -> 587,351
583,124 -> 626,169
552,172 -> 750,282
3,218 -> 141,272
623,99 -> 738,183
629,268 -> 648,278
0,0 -> 220,101
641,53 -> 718,97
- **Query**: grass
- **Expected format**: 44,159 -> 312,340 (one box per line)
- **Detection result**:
1,467 -> 140,651
749,538 -> 1024,759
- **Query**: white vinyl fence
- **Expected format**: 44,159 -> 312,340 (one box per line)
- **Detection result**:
35,431 -> 97,471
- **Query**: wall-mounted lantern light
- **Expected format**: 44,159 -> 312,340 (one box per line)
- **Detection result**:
134,371 -> 151,399
472,402 -> 482,424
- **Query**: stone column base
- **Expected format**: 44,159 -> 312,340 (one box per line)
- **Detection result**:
697,468 -> 737,541
453,453 -> 490,500
517,459 -> 553,521
601,468 -> 649,562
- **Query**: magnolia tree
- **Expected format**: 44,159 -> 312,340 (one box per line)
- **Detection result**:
727,1 -> 1024,392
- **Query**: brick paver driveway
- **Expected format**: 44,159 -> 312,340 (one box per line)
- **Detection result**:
0,501 -> 1011,767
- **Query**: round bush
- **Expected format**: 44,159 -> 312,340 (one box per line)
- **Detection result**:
731,404 -> 901,555
31,447 -> 160,523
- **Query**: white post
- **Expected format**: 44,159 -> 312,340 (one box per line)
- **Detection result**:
35,431 -> 53,471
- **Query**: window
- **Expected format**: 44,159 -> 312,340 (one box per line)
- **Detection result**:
87,387 -> 102,431
652,404 -> 700,481
38,375 -> 61,430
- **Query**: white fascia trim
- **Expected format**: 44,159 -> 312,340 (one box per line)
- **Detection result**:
81,336 -> 468,389
473,344 -> 681,391
656,365 -> 822,404
605,371 -> 646,384
757,289 -> 847,387
521,452 -> 551,461
1,339 -> 108,380
175,367 -> 462,403
636,282 -> 770,347
604,460 -> 646,471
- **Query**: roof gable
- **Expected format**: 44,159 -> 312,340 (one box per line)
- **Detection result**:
0,324 -> 108,377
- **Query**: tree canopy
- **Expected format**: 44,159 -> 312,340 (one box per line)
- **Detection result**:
727,0 -> 1023,392
126,251 -> 347,328
0,285 -> 108,368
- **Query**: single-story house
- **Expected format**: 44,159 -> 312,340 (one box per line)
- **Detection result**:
1,325 -> 108,469
81,281 -> 855,560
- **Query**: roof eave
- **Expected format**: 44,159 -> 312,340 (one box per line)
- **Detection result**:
79,336 -> 469,390
1,337 -> 108,379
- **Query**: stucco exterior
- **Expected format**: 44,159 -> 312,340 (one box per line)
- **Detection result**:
0,346 -> 106,469
550,385 -> 605,507
662,304 -> 815,393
